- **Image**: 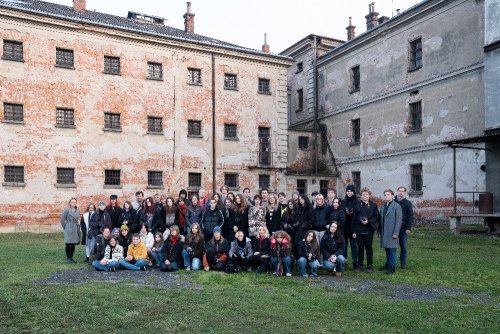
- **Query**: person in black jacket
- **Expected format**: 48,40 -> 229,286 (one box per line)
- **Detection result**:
106,195 -> 123,229
248,225 -> 271,273
118,224 -> 131,256
297,230 -> 321,277
222,197 -> 236,242
203,226 -> 229,271
265,194 -> 280,234
201,198 -> 224,242
395,186 -> 414,269
160,225 -> 183,272
89,227 -> 111,262
281,200 -> 297,237
312,194 -> 331,244
343,184 -> 359,270
329,198 -> 345,233
186,195 -> 204,230
321,222 -> 347,276
232,194 -> 249,236
293,194 -> 314,257
89,201 -> 112,241
120,201 -> 139,234
352,188 -> 380,272
182,223 -> 205,270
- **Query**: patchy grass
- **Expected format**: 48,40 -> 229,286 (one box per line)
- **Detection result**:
0,231 -> 498,334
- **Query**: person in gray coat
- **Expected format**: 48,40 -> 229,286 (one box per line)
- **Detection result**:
61,198 -> 81,263
379,189 -> 402,274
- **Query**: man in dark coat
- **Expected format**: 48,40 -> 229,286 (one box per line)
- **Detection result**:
379,189 -> 402,274
352,188 -> 379,272
106,195 -> 123,229
395,186 -> 414,269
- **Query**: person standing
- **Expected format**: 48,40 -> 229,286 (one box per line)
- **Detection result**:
379,189 -> 402,274
61,198 -> 81,263
312,194 -> 331,244
395,186 -> 414,269
106,195 -> 122,229
343,185 -> 358,270
352,188 -> 379,273
80,203 -> 95,263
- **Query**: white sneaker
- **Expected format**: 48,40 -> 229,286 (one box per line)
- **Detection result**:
286,273 -> 292,277
185,267 -> 191,271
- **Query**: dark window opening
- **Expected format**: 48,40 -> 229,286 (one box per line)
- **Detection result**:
320,180 -> 329,197
188,68 -> 202,85
224,74 -> 237,90
296,62 -> 303,73
2,40 -> 23,61
56,48 -> 74,68
57,168 -> 75,184
147,62 -> 163,80
409,38 -> 422,71
352,172 -> 361,194
3,103 -> 23,122
188,173 -> 202,188
298,136 -> 309,150
148,171 -> 163,187
296,179 -> 307,195
104,112 -> 121,130
411,164 -> 423,192
224,173 -> 239,189
409,101 -> 422,133
188,120 -> 202,137
56,108 -> 75,127
258,78 -> 270,94
104,56 -> 120,74
148,116 -> 163,133
297,89 -> 304,112
350,65 -> 360,93
224,123 -> 237,139
104,169 -> 121,186
259,175 -> 270,190
351,118 -> 360,144
4,166 -> 24,183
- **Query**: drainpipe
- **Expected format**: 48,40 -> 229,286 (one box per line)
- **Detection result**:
313,35 -> 319,175
212,52 -> 216,195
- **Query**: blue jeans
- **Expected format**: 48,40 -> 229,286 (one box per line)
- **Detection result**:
297,257 -> 320,277
323,255 -> 347,273
119,258 -> 148,271
151,251 -> 162,266
92,260 -> 120,271
385,248 -> 397,269
160,261 -> 179,271
399,230 -> 408,267
182,249 -> 201,270
86,238 -> 95,258
270,256 -> 292,275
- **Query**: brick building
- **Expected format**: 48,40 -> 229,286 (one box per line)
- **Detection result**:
0,0 -> 292,232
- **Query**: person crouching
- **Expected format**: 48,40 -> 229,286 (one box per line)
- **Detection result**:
203,226 -> 229,271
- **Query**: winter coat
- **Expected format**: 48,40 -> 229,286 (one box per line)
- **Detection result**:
80,211 -> 93,245
90,234 -> 110,262
352,200 -> 380,235
139,210 -> 159,231
294,205 -> 314,244
313,204 -> 331,232
106,205 -> 123,229
89,209 -> 111,238
186,204 -> 203,229
120,209 -> 139,234
201,208 -> 224,235
140,232 -> 154,250
320,232 -> 346,259
252,236 -> 271,256
280,209 -> 295,236
329,207 -> 346,231
265,206 -> 281,234
229,237 -> 253,258
297,239 -> 320,260
119,235 -> 131,256
177,202 -> 188,232
204,237 -> 229,261
151,209 -> 167,234
160,236 -> 184,263
163,207 -> 177,229
61,207 -> 81,244
183,234 -> 205,259
343,194 -> 358,236
127,241 -> 149,261
232,207 -> 249,236
222,207 -> 236,242
395,197 -> 414,231
270,238 -> 293,258
104,244 -> 124,262
379,201 -> 403,249
248,206 -> 266,238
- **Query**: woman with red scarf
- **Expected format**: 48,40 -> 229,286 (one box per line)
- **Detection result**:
159,225 -> 183,271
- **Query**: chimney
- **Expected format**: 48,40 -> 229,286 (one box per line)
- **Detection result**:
346,16 -> 356,41
73,0 -> 86,12
262,33 -> 270,53
378,16 -> 390,24
365,2 -> 379,30
183,2 -> 195,33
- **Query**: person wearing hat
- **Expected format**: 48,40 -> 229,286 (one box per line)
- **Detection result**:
88,201 -> 112,243
203,226 -> 229,271
106,195 -> 123,229
343,184 -> 359,270
118,224 -> 131,256
201,198 -> 224,242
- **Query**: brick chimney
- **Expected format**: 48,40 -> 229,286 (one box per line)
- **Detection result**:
183,2 -> 195,33
262,33 -> 270,53
365,2 -> 379,30
73,0 -> 86,12
346,16 -> 356,41
378,16 -> 390,24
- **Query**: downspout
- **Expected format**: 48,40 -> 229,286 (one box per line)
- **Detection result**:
313,36 -> 319,175
212,52 -> 216,195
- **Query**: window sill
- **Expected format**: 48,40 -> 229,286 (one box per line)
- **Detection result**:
258,91 -> 272,95
349,141 -> 360,146
103,128 -> 122,132
295,70 -> 303,74
2,182 -> 26,187
2,120 -> 24,125
55,183 -> 76,188
407,128 -> 422,135
224,87 -> 238,91
147,77 -> 163,81
147,131 -> 164,136
408,66 -> 422,73
224,137 -> 239,141
55,124 -> 76,129
147,185 -> 164,190
103,185 -> 123,189
187,134 -> 203,138
349,89 -> 360,94
408,190 -> 423,197
187,186 -> 201,191
103,71 -> 121,76
1,57 -> 24,62
188,82 -> 202,86
55,64 -> 75,70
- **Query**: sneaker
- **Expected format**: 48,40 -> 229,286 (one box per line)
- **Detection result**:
302,274 -> 309,278
140,266 -> 147,271
185,267 -> 191,271
111,267 -> 117,272
285,273 -> 292,277
366,265 -> 373,273
310,274 -> 318,278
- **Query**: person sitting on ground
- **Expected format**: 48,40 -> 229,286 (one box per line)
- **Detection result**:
297,230 -> 321,278
150,232 -> 164,267
89,227 -> 111,263
270,230 -> 293,277
160,225 -> 184,272
247,225 -> 271,273
182,223 -> 205,271
203,226 -> 229,272
118,224 -> 131,256
92,237 -> 123,272
321,222 -> 347,277
139,223 -> 154,253
119,233 -> 149,271
226,230 -> 253,273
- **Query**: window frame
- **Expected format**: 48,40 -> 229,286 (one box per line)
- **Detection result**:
188,172 -> 202,188
298,136 -> 309,150
56,167 -> 76,187
188,68 -> 202,85
224,123 -> 238,140
296,179 -> 307,195
351,171 -> 361,194
187,120 -> 202,137
350,65 -> 360,93
320,180 -> 329,197
147,116 -> 163,134
103,55 -> 121,75
3,103 -> 24,123
3,165 -> 25,186
147,170 -> 164,188
147,61 -> 163,81
224,73 -> 238,90
409,38 -> 423,72
55,108 -> 75,128
410,164 -> 423,193
104,112 -> 121,132
297,88 -> 304,112
104,169 -> 121,188
224,173 -> 239,190
55,48 -> 74,69
296,62 -> 303,73
2,40 -> 23,62
350,118 -> 361,145
259,174 -> 271,190
258,78 -> 271,95
409,101 -> 422,133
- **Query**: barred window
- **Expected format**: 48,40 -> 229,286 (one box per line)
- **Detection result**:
4,166 -> 24,183
104,56 -> 120,74
57,168 -> 75,184
56,108 -> 75,127
188,68 -> 201,85
3,103 -> 23,122
320,180 -> 329,197
297,89 -> 304,112
350,65 -> 360,93
188,120 -> 201,137
297,179 -> 307,195
148,116 -> 163,133
188,172 -> 202,188
352,172 -> 361,194
258,78 -> 270,94
409,101 -> 422,133
56,48 -> 74,68
351,118 -> 360,145
411,164 -> 423,192
224,123 -> 237,139
147,62 -> 163,80
2,40 -> 23,61
104,112 -> 121,130
104,169 -> 121,186
296,62 -> 303,73
259,175 -> 270,190
409,38 -> 422,71
224,74 -> 237,90
148,171 -> 163,187
298,136 -> 309,150
224,173 -> 239,189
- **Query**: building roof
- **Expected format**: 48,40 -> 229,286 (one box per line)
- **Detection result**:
280,34 -> 344,56
0,0 -> 292,62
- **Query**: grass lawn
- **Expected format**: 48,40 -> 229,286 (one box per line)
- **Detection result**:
0,230 -> 499,333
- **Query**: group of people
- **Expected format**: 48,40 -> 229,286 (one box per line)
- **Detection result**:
60,184 -> 413,277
